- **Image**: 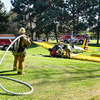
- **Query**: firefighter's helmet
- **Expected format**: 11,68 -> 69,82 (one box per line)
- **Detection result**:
19,27 -> 26,34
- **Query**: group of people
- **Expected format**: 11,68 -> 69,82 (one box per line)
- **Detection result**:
49,42 -> 71,58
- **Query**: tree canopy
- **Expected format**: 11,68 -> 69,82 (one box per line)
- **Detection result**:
10,0 -> 100,43
0,0 -> 10,34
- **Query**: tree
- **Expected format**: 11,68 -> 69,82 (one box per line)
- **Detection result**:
8,10 -> 19,35
11,0 -> 35,37
34,0 -> 71,42
66,0 -> 99,45
0,0 -> 10,34
85,0 -> 100,44
10,0 -> 99,44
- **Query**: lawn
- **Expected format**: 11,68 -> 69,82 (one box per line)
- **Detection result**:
0,40 -> 100,100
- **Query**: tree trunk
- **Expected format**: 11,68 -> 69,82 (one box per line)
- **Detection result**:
72,2 -> 75,35
54,24 -> 58,43
46,34 -> 49,42
76,0 -> 80,34
97,17 -> 100,44
76,12 -> 79,33
29,13 -> 33,40
28,3 -> 33,40
97,31 -> 99,44
97,0 -> 100,44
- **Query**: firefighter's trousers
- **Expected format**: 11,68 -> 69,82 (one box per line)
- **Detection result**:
13,55 -> 25,74
66,49 -> 71,58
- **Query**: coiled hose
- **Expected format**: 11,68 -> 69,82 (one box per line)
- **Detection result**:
0,35 -> 33,95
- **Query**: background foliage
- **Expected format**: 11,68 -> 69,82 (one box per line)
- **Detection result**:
0,0 -> 100,43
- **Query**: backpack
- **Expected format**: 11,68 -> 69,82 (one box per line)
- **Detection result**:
13,38 -> 21,51
13,37 -> 26,52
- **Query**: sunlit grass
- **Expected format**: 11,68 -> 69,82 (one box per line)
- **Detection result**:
0,40 -> 100,100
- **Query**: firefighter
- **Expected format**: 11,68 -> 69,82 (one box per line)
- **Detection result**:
49,45 -> 62,57
57,42 -> 71,58
49,42 -> 71,58
12,27 -> 31,75
62,44 -> 71,58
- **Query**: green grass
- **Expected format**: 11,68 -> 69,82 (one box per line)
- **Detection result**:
0,40 -> 100,100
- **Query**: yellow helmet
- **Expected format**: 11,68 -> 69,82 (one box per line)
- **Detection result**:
19,27 -> 26,34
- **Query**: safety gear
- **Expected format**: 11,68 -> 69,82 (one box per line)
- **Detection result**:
13,66 -> 17,71
13,34 -> 31,75
19,27 -> 26,34
18,72 -> 25,75
13,55 -> 25,74
63,44 -> 71,58
13,37 -> 26,53
13,36 -> 31,56
13,38 -> 20,51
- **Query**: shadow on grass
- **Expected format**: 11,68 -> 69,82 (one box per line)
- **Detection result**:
39,54 -> 65,58
33,73 -> 100,86
38,54 -> 51,57
0,74 -> 18,76
64,69 -> 100,74
28,66 -> 100,86
27,43 -> 39,49
0,93 -> 16,96
88,43 -> 100,47
0,70 -> 18,76
0,70 -> 13,73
